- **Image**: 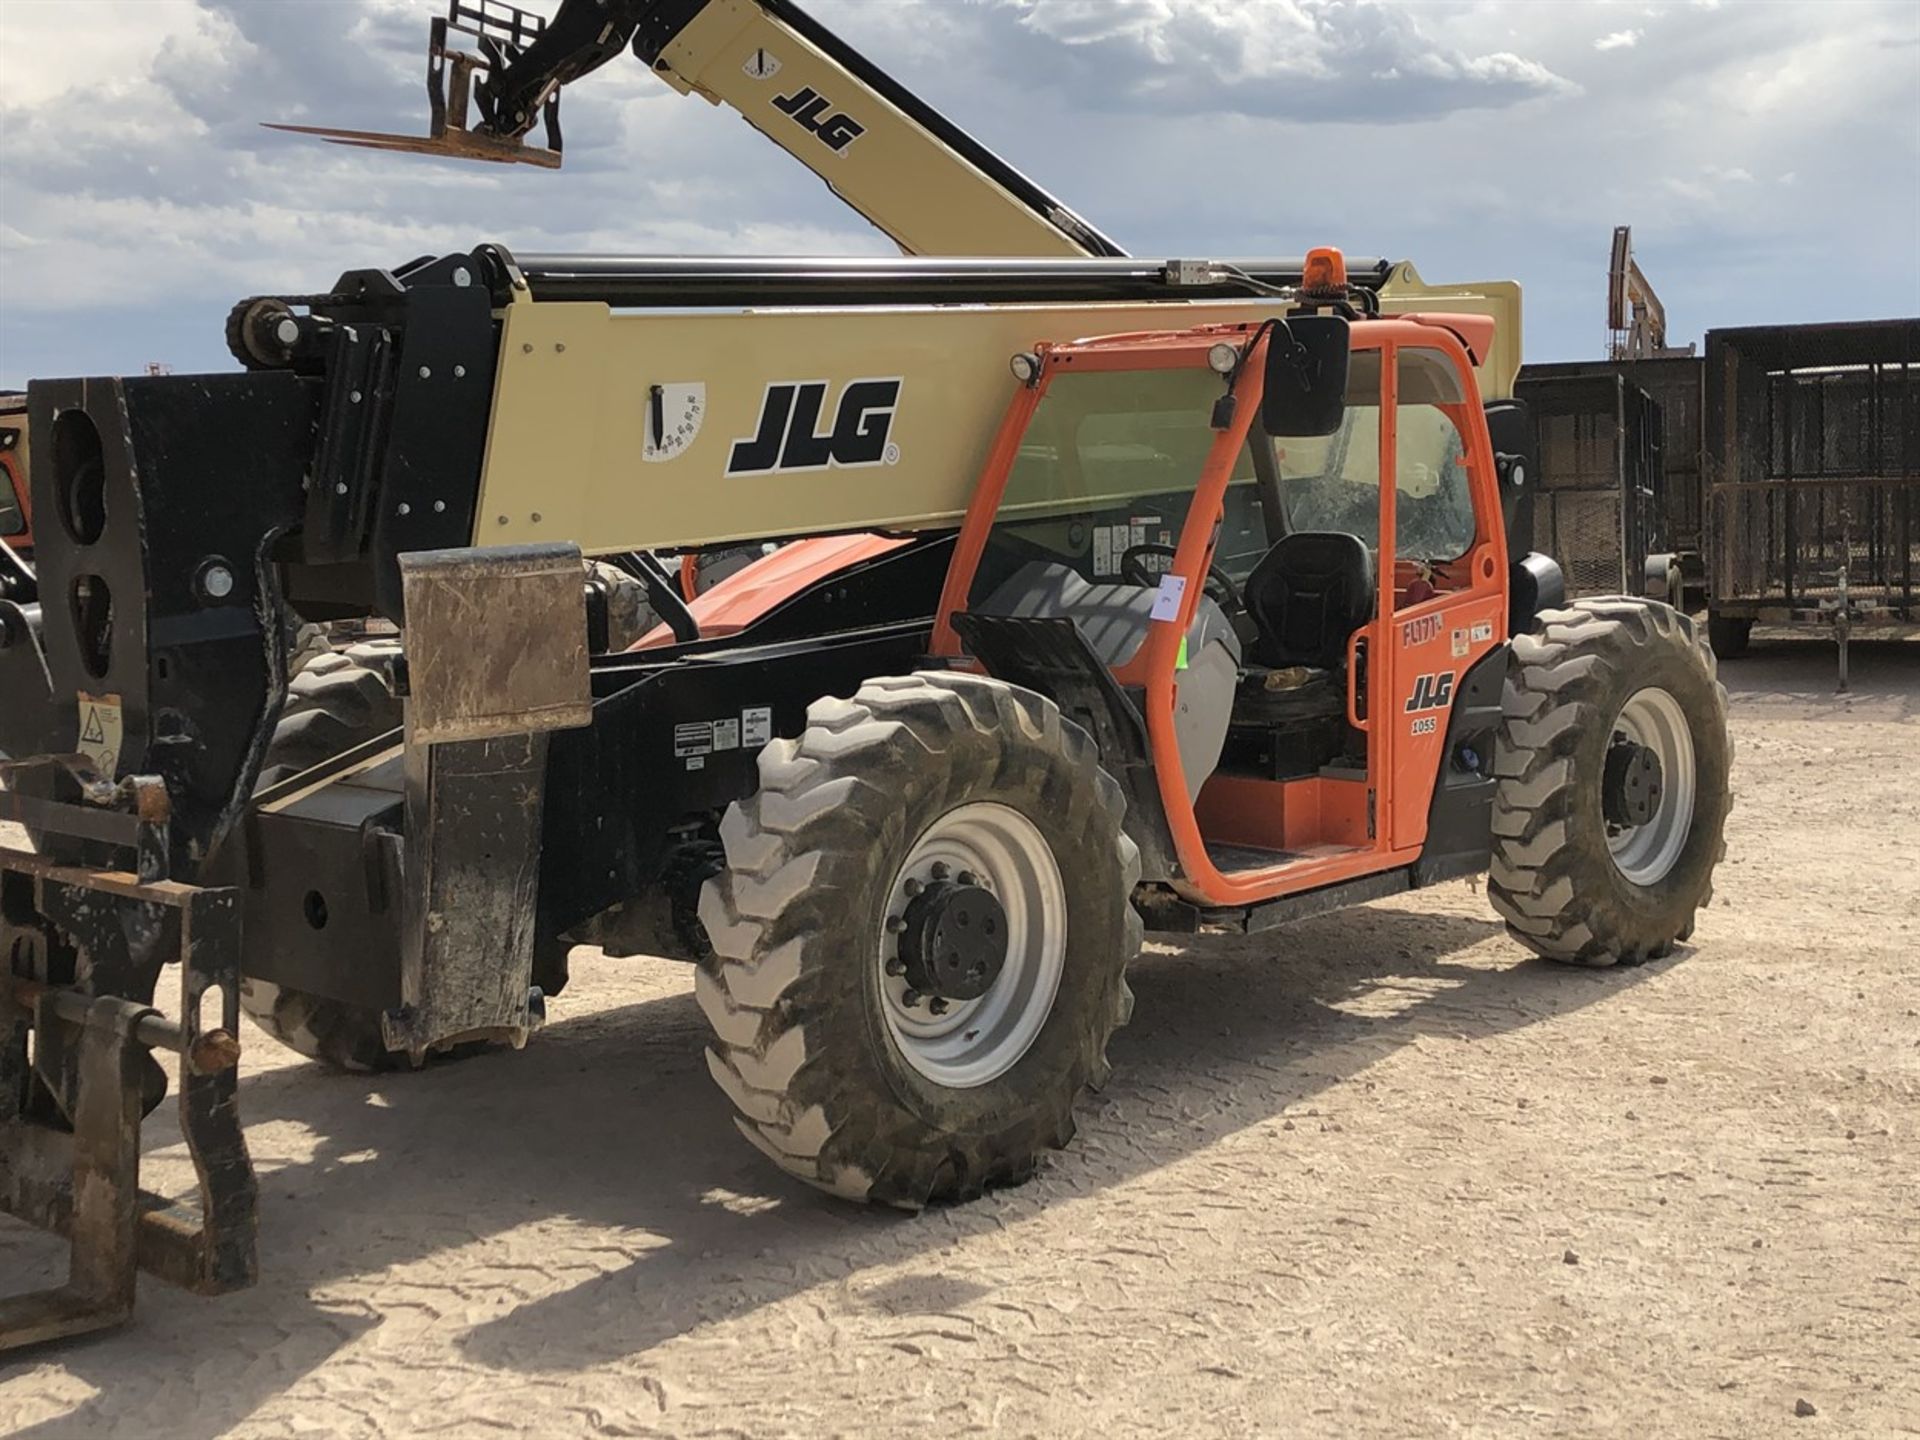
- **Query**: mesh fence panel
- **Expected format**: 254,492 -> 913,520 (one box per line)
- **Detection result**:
1718,478 -> 1916,606
1539,490 -> 1624,596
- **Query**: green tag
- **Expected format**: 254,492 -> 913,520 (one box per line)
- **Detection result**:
1176,636 -> 1189,670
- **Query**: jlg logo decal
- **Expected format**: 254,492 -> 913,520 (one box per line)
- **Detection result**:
1404,671 -> 1456,713
771,85 -> 865,154
727,379 -> 902,476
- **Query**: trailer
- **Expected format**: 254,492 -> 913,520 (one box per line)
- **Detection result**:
1513,367 -> 1665,600
1514,358 -> 1706,611
1704,319 -> 1920,670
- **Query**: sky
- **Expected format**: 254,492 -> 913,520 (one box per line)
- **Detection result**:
1,0 -> 1916,386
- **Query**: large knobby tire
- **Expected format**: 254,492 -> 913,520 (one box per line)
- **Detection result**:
240,639 -> 416,1071
1489,598 -> 1733,966
286,620 -> 335,679
588,560 -> 657,652
255,640 -> 403,787
696,672 -> 1141,1208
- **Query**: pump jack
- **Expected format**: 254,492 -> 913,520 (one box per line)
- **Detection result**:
1607,226 -> 1695,361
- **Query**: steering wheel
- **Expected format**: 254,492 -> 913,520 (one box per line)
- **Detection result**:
1119,543 -> 1245,617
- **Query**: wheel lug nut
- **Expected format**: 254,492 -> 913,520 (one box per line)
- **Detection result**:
928,997 -> 950,1016
903,878 -> 923,898
886,958 -> 905,976
929,861 -> 950,880
901,989 -> 923,1007
886,914 -> 906,933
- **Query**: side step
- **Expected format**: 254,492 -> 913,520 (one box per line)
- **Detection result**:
1135,866 -> 1414,935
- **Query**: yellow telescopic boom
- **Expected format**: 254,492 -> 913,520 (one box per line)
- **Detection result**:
269,0 -> 1122,258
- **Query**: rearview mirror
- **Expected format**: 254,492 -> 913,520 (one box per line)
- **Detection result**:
1262,314 -> 1350,437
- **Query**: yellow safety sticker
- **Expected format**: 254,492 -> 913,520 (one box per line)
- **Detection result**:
76,693 -> 124,778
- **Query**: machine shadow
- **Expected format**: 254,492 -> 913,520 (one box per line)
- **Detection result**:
8,900 -> 1684,1435
1715,635 -> 1920,713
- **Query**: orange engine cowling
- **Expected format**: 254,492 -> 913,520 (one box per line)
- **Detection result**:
627,533 -> 912,650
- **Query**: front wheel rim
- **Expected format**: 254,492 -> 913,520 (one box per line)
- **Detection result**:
878,802 -> 1066,1089
1605,686 -> 1697,885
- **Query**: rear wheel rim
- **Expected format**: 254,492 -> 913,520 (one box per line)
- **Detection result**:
1605,686 -> 1696,885
878,802 -> 1066,1089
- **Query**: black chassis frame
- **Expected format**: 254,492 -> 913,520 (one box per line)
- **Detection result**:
229,538 -> 956,1012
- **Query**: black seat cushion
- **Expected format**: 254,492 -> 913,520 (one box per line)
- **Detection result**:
1242,532 -> 1376,670
1234,667 -> 1347,725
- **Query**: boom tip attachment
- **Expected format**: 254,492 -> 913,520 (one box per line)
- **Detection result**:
260,121 -> 561,169
261,1 -> 563,170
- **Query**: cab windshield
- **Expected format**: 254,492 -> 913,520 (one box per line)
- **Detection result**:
966,365 -> 1267,609
1269,348 -> 1478,564
963,343 -> 1481,616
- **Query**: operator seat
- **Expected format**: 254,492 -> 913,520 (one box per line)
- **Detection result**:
1235,532 -> 1374,726
1243,531 -> 1375,670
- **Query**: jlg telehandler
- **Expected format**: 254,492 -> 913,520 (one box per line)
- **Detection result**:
270,0 -> 1125,258
695,260 -> 1732,1195
0,0 -> 1730,1348
0,244 -> 1729,1345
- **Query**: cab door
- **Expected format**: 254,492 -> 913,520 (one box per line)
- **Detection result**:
1372,340 -> 1510,858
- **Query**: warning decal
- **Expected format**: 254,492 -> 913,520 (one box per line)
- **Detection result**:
77,693 -> 124,777
677,709 -> 776,762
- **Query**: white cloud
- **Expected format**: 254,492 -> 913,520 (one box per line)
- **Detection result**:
0,0 -> 884,342
1593,28 -> 1642,51
994,0 -> 1576,119
1660,165 -> 1755,205
1,0 -> 1916,381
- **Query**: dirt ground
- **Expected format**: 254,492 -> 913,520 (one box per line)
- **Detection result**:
2,636 -> 1916,1438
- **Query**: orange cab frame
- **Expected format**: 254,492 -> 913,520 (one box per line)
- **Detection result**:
930,312 -> 1511,914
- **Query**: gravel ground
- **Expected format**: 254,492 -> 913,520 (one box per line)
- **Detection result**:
2,635 -> 1915,1438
